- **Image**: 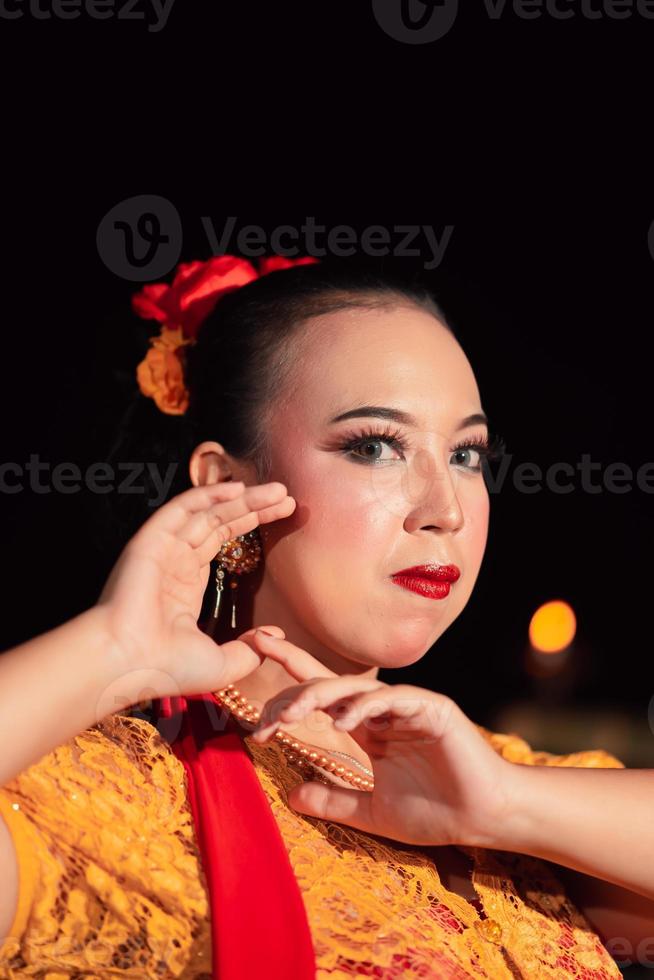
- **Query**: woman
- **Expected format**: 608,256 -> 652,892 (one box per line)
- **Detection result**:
1,255 -> 652,979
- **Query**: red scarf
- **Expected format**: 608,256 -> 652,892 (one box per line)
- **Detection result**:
152,692 -> 316,980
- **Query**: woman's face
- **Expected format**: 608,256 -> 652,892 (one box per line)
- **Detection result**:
250,303 -> 490,672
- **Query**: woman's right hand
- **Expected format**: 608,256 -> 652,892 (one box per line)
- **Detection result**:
94,479 -> 297,703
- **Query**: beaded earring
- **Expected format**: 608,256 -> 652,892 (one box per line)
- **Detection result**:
213,529 -> 262,629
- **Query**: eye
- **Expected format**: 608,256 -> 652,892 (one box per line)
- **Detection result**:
337,425 -> 408,465
351,437 -> 403,464
450,433 -> 507,472
450,443 -> 483,470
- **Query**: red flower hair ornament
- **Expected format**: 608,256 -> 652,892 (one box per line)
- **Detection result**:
133,255 -> 319,415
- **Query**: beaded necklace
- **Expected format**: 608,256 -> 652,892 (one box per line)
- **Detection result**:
212,684 -> 375,791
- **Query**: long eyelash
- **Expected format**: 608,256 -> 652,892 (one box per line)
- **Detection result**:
451,432 -> 508,464
337,424 -> 412,459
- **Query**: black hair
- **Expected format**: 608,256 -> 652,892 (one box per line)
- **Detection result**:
96,260 -> 453,555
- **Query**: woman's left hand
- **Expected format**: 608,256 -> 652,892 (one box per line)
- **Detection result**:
249,631 -> 520,849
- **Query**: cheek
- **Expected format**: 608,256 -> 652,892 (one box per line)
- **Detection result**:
264,449 -> 396,608
285,464 -> 389,561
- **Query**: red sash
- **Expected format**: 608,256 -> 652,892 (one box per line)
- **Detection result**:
153,692 -> 316,980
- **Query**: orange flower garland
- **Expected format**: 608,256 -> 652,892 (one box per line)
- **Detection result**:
135,325 -> 194,416
133,254 -> 318,415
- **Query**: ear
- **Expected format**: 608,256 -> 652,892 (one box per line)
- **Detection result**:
188,441 -> 236,487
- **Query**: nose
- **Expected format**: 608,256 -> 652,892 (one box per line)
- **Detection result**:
401,448 -> 464,533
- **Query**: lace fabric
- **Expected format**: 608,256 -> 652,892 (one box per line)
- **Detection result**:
240,726 -> 624,979
0,713 -> 212,979
0,711 -> 624,979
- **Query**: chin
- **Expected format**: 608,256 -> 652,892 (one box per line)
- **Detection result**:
376,645 -> 433,670
340,631 -> 436,671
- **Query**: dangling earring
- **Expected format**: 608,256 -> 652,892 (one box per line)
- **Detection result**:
212,528 -> 262,629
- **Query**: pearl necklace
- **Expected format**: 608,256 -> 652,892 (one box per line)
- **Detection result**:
212,684 -> 375,791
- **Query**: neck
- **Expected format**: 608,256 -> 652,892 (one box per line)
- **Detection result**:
201,584 -> 379,770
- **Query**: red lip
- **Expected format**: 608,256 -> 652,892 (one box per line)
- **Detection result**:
390,564 -> 461,583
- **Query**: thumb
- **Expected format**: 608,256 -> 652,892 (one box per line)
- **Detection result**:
287,780 -> 375,832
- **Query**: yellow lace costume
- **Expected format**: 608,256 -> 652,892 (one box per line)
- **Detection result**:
0,711 -> 625,979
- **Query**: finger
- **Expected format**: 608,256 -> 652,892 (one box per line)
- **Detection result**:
335,689 -> 454,742
214,626 -> 287,688
186,497 -> 295,565
182,485 -> 295,550
249,679 -> 323,740
251,632 -> 339,685
178,485 -> 294,550
147,481 -> 291,538
143,480 -> 248,536
240,625 -> 286,641
218,636 -> 325,717
334,685 -> 421,729
212,640 -> 276,692
195,495 -> 296,563
286,780 -> 376,834
281,676 -> 384,722
251,674 -> 384,741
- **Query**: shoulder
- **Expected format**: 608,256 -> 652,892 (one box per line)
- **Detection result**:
86,710 -> 189,783
1,710 -> 197,864
7,710 -> 192,803
0,712 -> 211,976
0,710 -> 206,913
476,724 -> 625,769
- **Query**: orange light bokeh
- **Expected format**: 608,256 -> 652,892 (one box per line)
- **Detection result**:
529,600 -> 577,654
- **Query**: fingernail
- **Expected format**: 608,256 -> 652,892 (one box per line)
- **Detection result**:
255,629 -> 279,640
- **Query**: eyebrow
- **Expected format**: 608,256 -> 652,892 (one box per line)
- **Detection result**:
328,406 -> 489,432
